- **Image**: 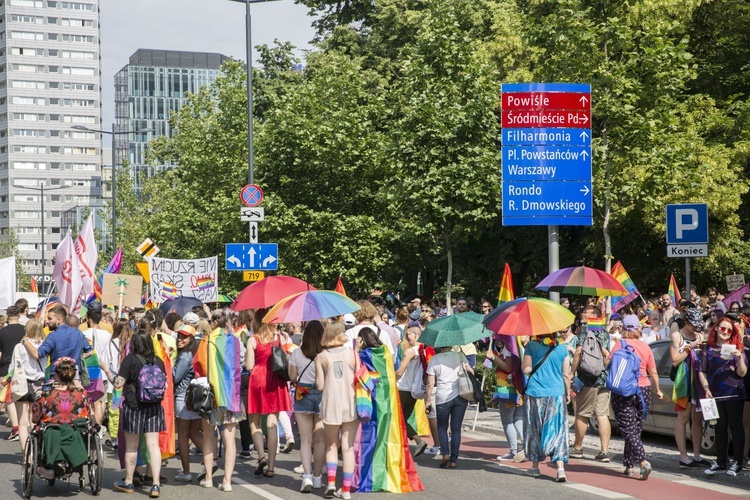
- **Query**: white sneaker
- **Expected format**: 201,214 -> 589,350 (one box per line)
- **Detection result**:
497,452 -> 514,461
313,475 -> 322,489
425,446 -> 440,455
557,468 -> 567,482
294,464 -> 305,474
301,475 -> 314,493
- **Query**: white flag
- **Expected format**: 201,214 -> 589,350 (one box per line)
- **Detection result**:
74,214 -> 98,298
0,256 -> 17,308
53,230 -> 83,311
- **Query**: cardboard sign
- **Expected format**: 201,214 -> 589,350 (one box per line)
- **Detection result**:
699,398 -> 720,421
102,274 -> 144,308
725,274 -> 745,292
148,256 -> 218,303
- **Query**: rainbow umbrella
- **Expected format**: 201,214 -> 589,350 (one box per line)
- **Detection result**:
535,266 -> 628,297
262,290 -> 360,324
231,276 -> 316,311
483,297 -> 575,336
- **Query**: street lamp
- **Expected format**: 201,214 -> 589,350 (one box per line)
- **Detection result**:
16,183 -> 71,295
72,124 -> 152,253
227,0 -> 282,185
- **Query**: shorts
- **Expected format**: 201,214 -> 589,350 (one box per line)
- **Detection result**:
427,393 -> 437,420
575,387 -> 610,418
175,396 -> 201,421
294,387 -> 322,414
121,403 -> 166,434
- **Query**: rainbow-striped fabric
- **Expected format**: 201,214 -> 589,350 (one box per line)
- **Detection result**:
353,346 -> 424,493
161,281 -> 178,300
498,263 -> 515,303
195,328 -> 242,412
196,276 -> 215,291
610,261 -> 641,312
669,274 -> 682,308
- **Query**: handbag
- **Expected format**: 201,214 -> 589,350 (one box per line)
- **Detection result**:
271,335 -> 291,382
457,353 -> 476,402
186,338 -> 214,417
10,351 -> 29,402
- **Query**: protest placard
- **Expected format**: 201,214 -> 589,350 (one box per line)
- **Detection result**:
102,274 -> 144,308
148,256 -> 219,303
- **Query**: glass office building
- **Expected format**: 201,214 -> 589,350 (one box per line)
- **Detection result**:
0,0 -> 102,284
114,49 -> 229,192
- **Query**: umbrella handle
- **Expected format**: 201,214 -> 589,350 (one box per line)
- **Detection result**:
471,339 -> 492,433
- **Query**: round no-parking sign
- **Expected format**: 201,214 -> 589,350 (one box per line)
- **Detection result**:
240,184 -> 263,207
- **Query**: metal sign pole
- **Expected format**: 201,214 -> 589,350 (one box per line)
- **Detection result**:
548,225 -> 560,303
685,257 -> 691,303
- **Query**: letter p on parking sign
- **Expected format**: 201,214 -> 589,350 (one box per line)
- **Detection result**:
666,204 -> 708,245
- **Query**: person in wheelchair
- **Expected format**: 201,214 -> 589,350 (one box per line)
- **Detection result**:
32,357 -> 93,479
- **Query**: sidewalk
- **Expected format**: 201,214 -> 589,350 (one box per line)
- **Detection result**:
464,406 -> 750,490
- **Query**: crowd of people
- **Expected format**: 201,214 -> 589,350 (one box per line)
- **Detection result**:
0,284 -> 748,497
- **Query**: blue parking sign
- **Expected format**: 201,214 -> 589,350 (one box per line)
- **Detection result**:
666,204 -> 708,245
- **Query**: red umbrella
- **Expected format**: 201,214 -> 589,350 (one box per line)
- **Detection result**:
535,266 -> 628,296
230,276 -> 316,311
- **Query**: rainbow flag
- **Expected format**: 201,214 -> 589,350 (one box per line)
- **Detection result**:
353,346 -> 424,493
669,274 -> 681,308
82,341 -> 105,402
335,275 -> 347,297
672,348 -> 699,410
30,276 -> 38,293
196,276 -> 215,291
161,281 -> 178,300
195,329 -> 242,412
498,263 -> 515,304
610,261 -> 641,312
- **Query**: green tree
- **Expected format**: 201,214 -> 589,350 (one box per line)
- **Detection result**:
0,230 -> 30,292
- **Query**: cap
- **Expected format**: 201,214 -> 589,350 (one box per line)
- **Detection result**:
609,312 -> 622,321
411,298 -> 422,305
342,313 -> 357,327
182,312 -> 200,326
622,314 -> 640,331
176,324 -> 196,337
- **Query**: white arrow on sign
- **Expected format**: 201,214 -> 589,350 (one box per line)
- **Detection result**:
579,131 -> 589,142
263,255 -> 277,268
227,255 -> 241,267
580,113 -> 589,124
579,95 -> 589,106
580,185 -> 590,196
581,150 -> 589,160
248,247 -> 257,268
241,207 -> 265,222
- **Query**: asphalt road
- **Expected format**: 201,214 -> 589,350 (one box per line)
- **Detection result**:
3,412 -> 750,500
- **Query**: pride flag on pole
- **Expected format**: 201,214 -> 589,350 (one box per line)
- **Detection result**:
669,274 -> 681,308
609,261 -> 641,312
335,275 -> 347,297
498,263 -> 515,304
30,276 -> 38,293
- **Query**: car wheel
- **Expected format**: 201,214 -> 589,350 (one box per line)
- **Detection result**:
702,424 -> 717,456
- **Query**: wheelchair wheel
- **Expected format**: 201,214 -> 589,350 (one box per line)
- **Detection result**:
22,436 -> 37,499
46,479 -> 55,486
87,432 -> 103,495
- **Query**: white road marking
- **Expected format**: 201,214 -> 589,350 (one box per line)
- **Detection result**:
233,476 -> 287,500
564,483 -> 633,498
674,479 -> 750,497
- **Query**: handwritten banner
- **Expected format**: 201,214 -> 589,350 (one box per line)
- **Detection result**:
148,256 -> 219,303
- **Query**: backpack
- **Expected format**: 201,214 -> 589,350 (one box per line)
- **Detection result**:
606,340 -> 641,397
578,329 -> 604,377
135,355 -> 167,404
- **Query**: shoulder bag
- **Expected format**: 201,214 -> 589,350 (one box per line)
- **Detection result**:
457,353 -> 478,402
271,334 -> 291,382
186,337 -> 215,417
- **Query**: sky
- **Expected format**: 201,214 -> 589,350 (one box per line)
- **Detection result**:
100,0 -> 318,126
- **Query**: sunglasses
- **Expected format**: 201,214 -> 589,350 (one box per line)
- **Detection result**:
718,325 -> 733,334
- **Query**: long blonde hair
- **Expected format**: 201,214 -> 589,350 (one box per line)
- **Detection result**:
251,308 -> 276,344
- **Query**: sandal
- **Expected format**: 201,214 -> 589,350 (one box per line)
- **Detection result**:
263,469 -> 275,478
254,457 -> 268,476
439,455 -> 450,468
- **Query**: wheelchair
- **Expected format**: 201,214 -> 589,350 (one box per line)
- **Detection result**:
21,419 -> 103,498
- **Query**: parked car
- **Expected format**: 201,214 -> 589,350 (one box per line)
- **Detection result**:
588,339 -> 718,455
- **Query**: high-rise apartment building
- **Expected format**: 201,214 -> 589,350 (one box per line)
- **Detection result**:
114,49 -> 229,192
0,0 -> 102,285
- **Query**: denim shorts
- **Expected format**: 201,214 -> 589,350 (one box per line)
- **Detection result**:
294,387 -> 322,414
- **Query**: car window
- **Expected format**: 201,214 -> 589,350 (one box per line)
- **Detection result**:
650,341 -> 672,377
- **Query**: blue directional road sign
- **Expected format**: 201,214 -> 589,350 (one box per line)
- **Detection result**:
501,128 -> 591,146
225,243 -> 279,271
502,146 -> 591,181
666,204 -> 708,244
502,181 -> 592,226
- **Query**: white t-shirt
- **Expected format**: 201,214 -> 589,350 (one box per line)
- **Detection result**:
641,325 -> 669,345
83,327 -> 112,382
11,341 -> 45,381
345,324 -> 395,357
288,348 -> 317,385
426,351 -> 464,405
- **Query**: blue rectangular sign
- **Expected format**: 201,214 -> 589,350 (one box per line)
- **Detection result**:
501,128 -> 591,146
502,146 -> 590,181
666,204 -> 708,244
502,181 -> 592,226
225,243 -> 279,271
501,83 -> 591,93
